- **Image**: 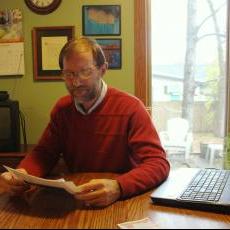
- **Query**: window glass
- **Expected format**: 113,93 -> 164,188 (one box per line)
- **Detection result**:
151,0 -> 227,169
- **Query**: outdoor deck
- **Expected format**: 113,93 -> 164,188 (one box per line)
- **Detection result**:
167,133 -> 224,169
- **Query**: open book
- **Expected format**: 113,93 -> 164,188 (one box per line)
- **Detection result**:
3,165 -> 80,194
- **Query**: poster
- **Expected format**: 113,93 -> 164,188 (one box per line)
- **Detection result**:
0,9 -> 24,76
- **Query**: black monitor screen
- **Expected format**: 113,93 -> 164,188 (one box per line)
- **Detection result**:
0,100 -> 20,152
0,107 -> 11,139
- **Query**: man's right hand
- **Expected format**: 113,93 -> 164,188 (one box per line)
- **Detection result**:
0,168 -> 30,196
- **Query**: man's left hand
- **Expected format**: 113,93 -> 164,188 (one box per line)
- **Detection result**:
74,179 -> 121,208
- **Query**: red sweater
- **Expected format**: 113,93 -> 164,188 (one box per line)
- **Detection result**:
18,87 -> 170,198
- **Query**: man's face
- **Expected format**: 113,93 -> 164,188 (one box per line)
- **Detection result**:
63,52 -> 104,104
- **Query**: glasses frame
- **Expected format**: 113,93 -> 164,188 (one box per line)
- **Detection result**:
61,65 -> 98,81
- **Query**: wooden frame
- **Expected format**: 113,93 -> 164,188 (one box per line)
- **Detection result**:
32,26 -> 74,81
96,38 -> 122,69
134,0 -> 151,109
24,0 -> 62,15
82,5 -> 121,36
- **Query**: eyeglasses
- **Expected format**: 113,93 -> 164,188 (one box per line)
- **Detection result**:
61,66 -> 97,81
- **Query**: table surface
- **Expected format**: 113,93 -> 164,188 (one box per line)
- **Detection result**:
0,172 -> 230,229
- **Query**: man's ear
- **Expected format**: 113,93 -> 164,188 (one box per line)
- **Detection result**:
100,62 -> 108,76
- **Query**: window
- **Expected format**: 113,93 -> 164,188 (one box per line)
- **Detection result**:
134,0 -> 230,169
151,0 -> 227,169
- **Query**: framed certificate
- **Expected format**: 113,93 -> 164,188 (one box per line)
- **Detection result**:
32,26 -> 74,81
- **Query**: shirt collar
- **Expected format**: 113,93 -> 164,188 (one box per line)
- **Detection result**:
74,79 -> 107,115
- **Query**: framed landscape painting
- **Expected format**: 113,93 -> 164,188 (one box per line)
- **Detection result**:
83,5 -> 121,36
96,38 -> 121,69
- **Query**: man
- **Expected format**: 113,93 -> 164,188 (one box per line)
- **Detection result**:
1,37 -> 170,207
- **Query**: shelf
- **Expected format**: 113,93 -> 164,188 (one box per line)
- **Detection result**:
0,145 -> 35,172
0,145 -> 35,158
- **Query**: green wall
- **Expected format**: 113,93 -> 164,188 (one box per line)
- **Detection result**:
0,0 -> 134,144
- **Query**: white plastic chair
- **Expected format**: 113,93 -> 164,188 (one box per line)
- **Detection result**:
159,117 -> 193,160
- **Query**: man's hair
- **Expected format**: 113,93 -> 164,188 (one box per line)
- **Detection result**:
59,37 -> 106,69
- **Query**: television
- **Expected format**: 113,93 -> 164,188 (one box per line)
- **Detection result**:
0,100 -> 20,152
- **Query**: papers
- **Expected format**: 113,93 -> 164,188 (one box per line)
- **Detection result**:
118,217 -> 158,229
0,43 -> 25,75
3,165 -> 80,195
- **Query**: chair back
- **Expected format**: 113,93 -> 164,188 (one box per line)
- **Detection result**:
167,117 -> 189,142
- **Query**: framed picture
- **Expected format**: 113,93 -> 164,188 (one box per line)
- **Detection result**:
83,5 -> 121,36
96,38 -> 122,69
0,9 -> 25,76
32,26 -> 74,81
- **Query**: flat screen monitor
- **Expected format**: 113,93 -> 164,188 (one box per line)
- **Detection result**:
0,100 -> 20,152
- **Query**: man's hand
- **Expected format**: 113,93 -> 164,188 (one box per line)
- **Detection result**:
74,179 -> 121,208
0,168 -> 30,196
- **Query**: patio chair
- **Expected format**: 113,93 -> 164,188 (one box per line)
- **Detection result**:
159,117 -> 193,160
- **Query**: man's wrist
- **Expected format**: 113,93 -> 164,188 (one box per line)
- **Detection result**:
114,179 -> 122,200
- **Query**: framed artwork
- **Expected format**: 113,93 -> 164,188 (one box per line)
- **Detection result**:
83,5 -> 121,36
0,9 -> 25,76
96,38 -> 121,69
32,26 -> 74,81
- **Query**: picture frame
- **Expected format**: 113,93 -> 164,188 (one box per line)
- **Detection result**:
83,5 -> 121,36
96,38 -> 122,69
32,26 -> 75,81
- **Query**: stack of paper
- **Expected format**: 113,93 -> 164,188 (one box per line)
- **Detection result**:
3,165 -> 80,194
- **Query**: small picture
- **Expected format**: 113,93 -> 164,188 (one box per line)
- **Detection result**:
83,5 -> 121,36
0,9 -> 23,43
96,38 -> 121,69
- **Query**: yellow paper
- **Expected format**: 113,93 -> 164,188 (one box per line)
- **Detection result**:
42,36 -> 67,70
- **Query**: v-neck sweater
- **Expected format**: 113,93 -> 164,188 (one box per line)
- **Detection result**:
18,87 -> 170,198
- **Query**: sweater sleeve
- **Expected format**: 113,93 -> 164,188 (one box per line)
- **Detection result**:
17,104 -> 63,177
116,101 -> 170,199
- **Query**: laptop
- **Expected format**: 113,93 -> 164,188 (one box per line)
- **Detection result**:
150,168 -> 230,213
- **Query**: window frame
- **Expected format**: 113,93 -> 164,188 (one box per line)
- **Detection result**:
134,0 -> 151,108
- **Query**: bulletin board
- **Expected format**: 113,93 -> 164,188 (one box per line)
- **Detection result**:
0,9 -> 24,76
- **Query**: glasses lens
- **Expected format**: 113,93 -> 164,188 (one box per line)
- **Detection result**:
79,68 -> 93,79
62,72 -> 72,79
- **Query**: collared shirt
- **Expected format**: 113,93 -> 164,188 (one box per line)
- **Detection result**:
74,79 -> 108,115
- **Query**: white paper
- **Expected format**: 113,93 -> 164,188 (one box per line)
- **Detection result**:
41,36 -> 67,70
118,217 -> 157,229
3,165 -> 80,194
0,43 -> 24,75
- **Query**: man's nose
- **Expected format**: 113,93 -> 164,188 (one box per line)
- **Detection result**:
72,77 -> 82,86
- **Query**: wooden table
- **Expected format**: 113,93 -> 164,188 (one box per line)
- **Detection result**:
0,172 -> 229,229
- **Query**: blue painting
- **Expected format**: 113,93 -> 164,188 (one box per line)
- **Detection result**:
83,5 -> 121,36
96,39 -> 121,69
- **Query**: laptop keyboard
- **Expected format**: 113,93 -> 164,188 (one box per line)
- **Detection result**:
178,169 -> 230,202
